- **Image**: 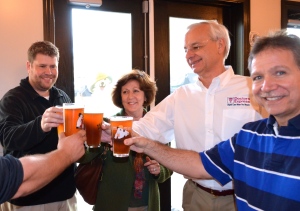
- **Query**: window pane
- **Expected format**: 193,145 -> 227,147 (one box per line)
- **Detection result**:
169,17 -> 202,211
169,17 -> 200,94
72,9 -> 132,116
287,27 -> 300,37
72,9 -> 132,210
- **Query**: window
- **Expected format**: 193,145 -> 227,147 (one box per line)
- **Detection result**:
287,19 -> 300,37
72,9 -> 132,116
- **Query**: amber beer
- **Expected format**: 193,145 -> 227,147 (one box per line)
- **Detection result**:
57,123 -> 64,135
84,112 -> 103,148
63,103 -> 84,137
110,116 -> 133,157
55,105 -> 64,135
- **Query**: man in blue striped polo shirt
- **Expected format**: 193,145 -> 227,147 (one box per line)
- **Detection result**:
125,30 -> 300,210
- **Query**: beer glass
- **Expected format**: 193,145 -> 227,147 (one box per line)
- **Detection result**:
84,110 -> 103,148
110,116 -> 133,157
63,103 -> 84,137
55,105 -> 64,135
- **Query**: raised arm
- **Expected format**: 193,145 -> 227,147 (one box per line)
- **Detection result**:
125,136 -> 212,179
12,130 -> 86,199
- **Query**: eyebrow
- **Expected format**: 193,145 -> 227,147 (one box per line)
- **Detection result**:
184,42 -> 199,49
250,65 -> 290,75
184,40 -> 210,48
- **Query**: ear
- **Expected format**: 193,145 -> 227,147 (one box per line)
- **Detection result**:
26,61 -> 31,73
217,38 -> 225,55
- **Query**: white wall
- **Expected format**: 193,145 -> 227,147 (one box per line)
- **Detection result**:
0,0 -> 43,98
250,0 -> 281,36
0,0 -> 43,156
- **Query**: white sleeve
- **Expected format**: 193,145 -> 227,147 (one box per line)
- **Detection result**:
133,94 -> 175,144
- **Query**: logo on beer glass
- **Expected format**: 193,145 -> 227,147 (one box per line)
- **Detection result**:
114,126 -> 130,139
76,113 -> 84,129
110,116 -> 132,157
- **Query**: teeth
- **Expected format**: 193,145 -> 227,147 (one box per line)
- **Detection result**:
266,97 -> 281,101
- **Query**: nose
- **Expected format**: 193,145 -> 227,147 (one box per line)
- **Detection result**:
260,77 -> 276,92
128,91 -> 134,99
185,50 -> 195,63
45,66 -> 53,75
185,48 -> 195,58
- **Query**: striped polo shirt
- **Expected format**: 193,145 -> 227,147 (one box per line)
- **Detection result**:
200,114 -> 300,210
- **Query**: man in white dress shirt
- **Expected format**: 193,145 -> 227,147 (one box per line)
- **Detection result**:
132,20 -> 268,211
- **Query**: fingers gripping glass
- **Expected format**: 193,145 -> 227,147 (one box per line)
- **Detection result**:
184,39 -> 210,53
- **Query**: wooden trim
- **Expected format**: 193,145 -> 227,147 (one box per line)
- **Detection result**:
243,0 -> 251,76
43,0 -> 55,43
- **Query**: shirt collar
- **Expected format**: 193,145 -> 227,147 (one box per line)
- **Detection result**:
267,114 -> 300,130
196,65 -> 234,90
20,77 -> 41,100
20,77 -> 60,101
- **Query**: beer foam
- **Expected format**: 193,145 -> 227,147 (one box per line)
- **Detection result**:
110,116 -> 133,121
84,104 -> 103,113
63,103 -> 84,109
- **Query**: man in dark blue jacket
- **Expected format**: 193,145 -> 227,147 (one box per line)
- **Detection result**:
0,41 -> 76,210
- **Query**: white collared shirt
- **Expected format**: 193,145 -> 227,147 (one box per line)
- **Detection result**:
133,66 -> 267,190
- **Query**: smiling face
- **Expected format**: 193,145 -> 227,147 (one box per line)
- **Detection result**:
251,48 -> 300,126
27,53 -> 58,97
184,24 -> 225,80
121,79 -> 145,117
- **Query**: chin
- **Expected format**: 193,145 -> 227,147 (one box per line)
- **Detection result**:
267,109 -> 284,117
125,107 -> 139,113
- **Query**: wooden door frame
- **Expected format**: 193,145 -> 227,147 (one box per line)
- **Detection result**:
43,0 -> 145,101
152,2 -> 249,210
43,0 -> 55,43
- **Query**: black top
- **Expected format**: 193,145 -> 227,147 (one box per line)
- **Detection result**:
0,77 -> 75,206
0,155 -> 23,204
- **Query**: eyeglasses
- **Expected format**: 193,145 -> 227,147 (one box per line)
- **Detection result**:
184,39 -> 210,53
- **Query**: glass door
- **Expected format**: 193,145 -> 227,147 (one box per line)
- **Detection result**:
153,1 -> 249,210
72,9 -> 132,116
71,8 -> 133,210
170,17 -> 200,94
169,17 -> 202,211
287,20 -> 300,37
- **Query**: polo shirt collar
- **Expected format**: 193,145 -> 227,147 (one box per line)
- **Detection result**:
267,114 -> 300,131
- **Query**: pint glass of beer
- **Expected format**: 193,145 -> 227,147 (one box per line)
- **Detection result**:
84,110 -> 103,148
55,105 -> 64,135
110,116 -> 133,157
63,103 -> 85,137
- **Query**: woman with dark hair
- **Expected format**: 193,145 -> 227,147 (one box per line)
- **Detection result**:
79,69 -> 172,211
111,69 -> 157,120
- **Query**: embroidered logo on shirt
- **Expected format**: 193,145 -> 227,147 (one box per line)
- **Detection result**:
227,97 -> 250,106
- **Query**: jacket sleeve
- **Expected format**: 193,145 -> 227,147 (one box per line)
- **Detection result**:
156,164 -> 173,183
0,93 -> 47,152
133,94 -> 176,144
